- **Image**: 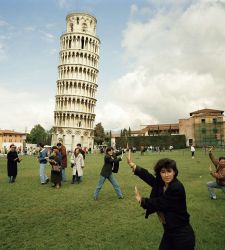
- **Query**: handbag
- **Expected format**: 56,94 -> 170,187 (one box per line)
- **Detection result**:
52,165 -> 61,172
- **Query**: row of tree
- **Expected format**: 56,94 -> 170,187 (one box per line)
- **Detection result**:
26,123 -> 113,146
26,124 -> 52,145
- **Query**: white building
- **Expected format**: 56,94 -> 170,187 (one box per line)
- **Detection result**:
52,12 -> 100,150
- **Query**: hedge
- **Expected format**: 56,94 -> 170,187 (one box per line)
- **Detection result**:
115,135 -> 186,149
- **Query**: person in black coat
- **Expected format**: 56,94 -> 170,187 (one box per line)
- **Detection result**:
93,147 -> 123,200
48,146 -> 63,188
7,144 -> 22,183
127,157 -> 195,250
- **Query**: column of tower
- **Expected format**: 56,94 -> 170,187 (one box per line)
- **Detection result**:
52,12 -> 100,150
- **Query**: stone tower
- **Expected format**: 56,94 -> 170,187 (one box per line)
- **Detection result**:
52,12 -> 100,150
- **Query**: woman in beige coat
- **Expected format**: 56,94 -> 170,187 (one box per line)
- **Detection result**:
71,148 -> 84,184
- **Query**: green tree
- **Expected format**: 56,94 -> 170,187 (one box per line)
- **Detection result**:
105,130 -> 112,146
26,124 -> 48,144
94,123 -> 105,145
122,128 -> 128,137
128,127 -> 131,136
46,127 -> 53,145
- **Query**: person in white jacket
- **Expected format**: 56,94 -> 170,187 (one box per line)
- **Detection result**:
71,148 -> 84,184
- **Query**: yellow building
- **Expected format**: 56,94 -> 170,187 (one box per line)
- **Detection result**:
139,123 -> 179,136
0,130 -> 27,153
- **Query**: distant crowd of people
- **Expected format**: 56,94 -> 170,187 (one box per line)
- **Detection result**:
35,139 -> 86,189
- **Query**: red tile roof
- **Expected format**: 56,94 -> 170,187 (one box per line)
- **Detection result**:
0,130 -> 26,135
190,108 -> 224,116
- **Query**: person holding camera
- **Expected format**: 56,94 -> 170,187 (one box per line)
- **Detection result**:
93,147 -> 123,200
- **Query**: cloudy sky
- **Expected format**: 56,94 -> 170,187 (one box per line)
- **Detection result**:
0,0 -> 225,132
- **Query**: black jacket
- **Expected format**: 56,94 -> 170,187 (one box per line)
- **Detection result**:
7,151 -> 20,176
100,154 -> 122,178
135,166 -> 190,230
112,150 -> 123,173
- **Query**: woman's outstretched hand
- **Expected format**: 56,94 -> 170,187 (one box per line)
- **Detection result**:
208,146 -> 214,153
209,164 -> 213,173
135,186 -> 142,204
125,149 -> 136,171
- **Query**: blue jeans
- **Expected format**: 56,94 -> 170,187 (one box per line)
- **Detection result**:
40,163 -> 48,183
94,174 -> 123,199
61,168 -> 66,181
207,181 -> 225,198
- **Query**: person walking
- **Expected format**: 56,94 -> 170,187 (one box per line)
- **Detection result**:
190,145 -> 195,159
7,144 -> 22,183
127,156 -> 195,250
93,147 -> 123,200
71,148 -> 84,184
207,147 -> 225,200
37,143 -> 49,185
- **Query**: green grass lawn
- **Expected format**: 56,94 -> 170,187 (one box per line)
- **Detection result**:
0,149 -> 225,250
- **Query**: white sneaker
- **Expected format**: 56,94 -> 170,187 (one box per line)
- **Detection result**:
211,196 -> 216,200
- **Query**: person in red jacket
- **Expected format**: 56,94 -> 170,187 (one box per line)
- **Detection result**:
57,141 -> 67,182
207,147 -> 225,200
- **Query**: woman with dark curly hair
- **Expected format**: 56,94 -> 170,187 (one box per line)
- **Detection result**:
127,156 -> 195,250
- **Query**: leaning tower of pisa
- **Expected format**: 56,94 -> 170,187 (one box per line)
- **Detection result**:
52,12 -> 100,150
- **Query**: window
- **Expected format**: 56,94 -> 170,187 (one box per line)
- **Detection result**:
213,128 -> 218,134
82,23 -> 87,32
81,37 -> 84,49
70,23 -> 73,32
213,118 -> 217,124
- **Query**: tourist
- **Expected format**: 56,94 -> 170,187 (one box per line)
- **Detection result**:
127,155 -> 195,250
77,143 -> 86,160
48,146 -> 62,189
57,141 -> 67,181
76,143 -> 86,181
37,143 -> 49,185
93,147 -> 123,200
190,145 -> 195,159
207,147 -> 225,200
169,145 -> 173,152
71,148 -> 84,184
7,144 -> 22,183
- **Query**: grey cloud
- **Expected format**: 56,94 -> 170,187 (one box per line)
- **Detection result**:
0,86 -> 54,131
97,0 -> 225,130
